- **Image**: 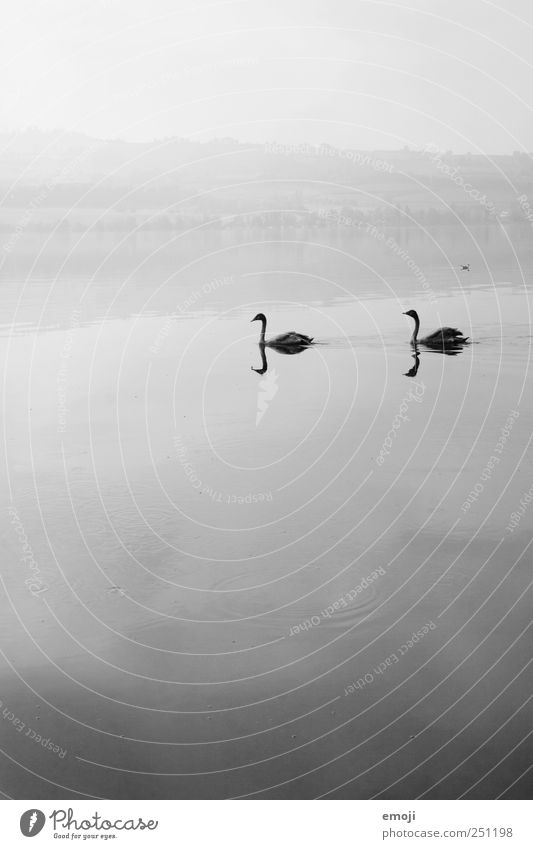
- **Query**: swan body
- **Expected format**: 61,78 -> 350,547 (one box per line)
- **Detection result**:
251,313 -> 313,348
403,309 -> 469,348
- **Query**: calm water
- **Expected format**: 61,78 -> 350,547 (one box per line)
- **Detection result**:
1,225 -> 532,799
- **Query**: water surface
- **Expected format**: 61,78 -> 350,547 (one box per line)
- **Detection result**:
1,224 -> 532,799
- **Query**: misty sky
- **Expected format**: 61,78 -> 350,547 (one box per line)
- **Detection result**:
1,0 -> 533,152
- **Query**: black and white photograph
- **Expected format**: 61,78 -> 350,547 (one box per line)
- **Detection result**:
0,0 -> 532,835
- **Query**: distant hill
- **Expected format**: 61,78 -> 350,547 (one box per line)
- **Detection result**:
0,130 -> 532,231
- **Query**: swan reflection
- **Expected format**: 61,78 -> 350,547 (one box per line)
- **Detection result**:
403,341 -> 468,378
251,342 -> 311,374
404,351 -> 420,377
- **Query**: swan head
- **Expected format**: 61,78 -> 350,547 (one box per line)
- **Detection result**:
403,309 -> 419,323
251,313 -> 266,323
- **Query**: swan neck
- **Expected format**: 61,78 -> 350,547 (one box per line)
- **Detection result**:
411,313 -> 420,343
259,317 -> 266,342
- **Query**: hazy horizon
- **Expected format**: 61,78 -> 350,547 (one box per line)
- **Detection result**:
2,126 -> 533,157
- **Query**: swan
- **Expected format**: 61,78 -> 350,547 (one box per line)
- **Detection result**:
251,313 -> 314,348
403,309 -> 469,348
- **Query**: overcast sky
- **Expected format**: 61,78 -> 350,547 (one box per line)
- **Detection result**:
1,0 -> 533,152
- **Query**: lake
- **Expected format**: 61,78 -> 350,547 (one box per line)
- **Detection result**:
1,223 -> 532,799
